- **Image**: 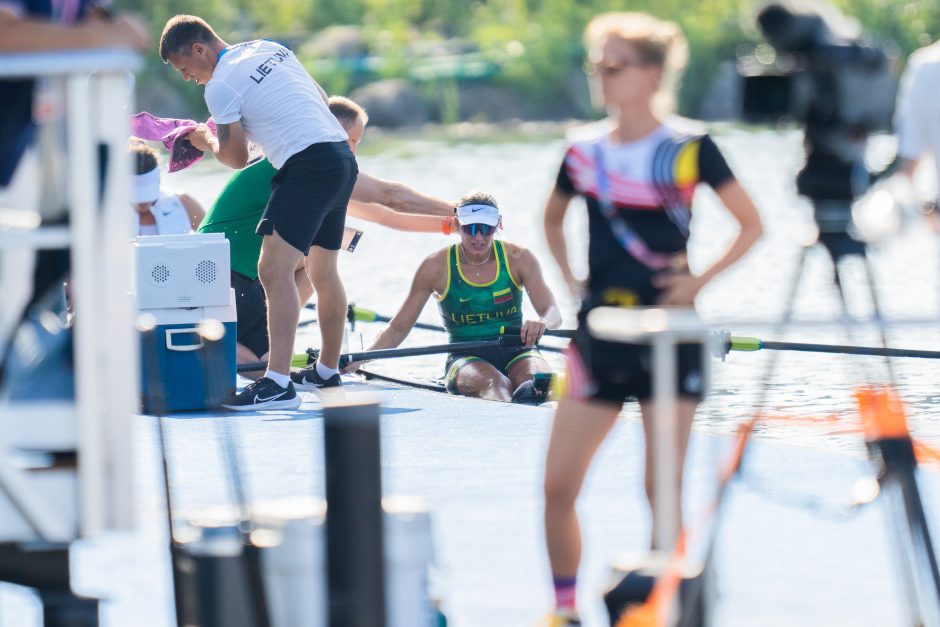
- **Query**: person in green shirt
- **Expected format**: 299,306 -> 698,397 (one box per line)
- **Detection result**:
199,96 -> 455,368
340,190 -> 562,403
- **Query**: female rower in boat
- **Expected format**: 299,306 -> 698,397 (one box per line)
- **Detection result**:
343,190 -> 563,403
539,12 -> 763,625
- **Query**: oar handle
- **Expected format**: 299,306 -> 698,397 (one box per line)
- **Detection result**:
499,325 -> 576,339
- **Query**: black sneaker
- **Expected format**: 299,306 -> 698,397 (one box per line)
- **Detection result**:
511,379 -> 548,405
221,377 -> 301,412
290,363 -> 342,390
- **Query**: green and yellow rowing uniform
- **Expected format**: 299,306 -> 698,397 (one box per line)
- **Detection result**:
437,240 -> 523,342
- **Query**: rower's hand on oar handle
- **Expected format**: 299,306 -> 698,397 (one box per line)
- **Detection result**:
520,319 -> 548,347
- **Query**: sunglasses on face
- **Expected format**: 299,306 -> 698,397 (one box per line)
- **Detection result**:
584,59 -> 647,77
460,223 -> 496,237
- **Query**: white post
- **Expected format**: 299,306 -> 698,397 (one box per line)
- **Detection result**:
651,333 -> 680,552
65,72 -> 106,535
94,71 -> 138,531
0,50 -> 142,538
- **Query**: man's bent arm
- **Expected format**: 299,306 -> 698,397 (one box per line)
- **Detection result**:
212,122 -> 249,169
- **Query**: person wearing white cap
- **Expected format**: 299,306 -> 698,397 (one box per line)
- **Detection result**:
340,190 -> 563,403
130,140 -> 204,237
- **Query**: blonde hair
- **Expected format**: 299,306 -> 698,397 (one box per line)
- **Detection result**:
328,96 -> 369,130
584,12 -> 689,114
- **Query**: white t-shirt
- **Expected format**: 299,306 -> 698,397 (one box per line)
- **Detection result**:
205,40 -> 347,169
896,42 -> 940,197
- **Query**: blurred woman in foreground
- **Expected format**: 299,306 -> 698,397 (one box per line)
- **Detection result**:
540,12 -> 763,625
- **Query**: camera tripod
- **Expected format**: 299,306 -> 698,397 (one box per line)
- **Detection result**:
776,200 -> 940,625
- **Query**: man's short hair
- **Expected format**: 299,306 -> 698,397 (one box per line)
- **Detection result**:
159,15 -> 219,62
457,190 -> 498,210
129,139 -> 159,175
328,96 -> 369,130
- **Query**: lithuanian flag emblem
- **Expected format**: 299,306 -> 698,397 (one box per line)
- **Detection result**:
493,287 -> 512,305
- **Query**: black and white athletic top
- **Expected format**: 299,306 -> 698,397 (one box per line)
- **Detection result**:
555,117 -> 735,307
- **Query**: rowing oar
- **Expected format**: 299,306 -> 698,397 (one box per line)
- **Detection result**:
346,304 -> 450,332
236,336 -> 526,374
303,302 -> 576,340
725,334 -> 940,360
300,303 -> 445,332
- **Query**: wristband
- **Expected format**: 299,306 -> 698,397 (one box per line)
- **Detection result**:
442,218 -> 452,235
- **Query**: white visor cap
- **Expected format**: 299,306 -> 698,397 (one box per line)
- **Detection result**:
133,167 -> 161,204
456,203 -> 499,227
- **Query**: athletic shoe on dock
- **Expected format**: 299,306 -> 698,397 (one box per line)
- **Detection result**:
221,377 -> 301,411
291,363 -> 342,390
511,379 -> 548,404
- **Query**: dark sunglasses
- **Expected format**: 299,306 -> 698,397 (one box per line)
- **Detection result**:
460,223 -> 496,237
583,59 -> 647,77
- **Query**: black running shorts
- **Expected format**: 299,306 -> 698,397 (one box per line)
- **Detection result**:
256,141 -> 358,253
565,322 -> 704,405
231,270 -> 268,358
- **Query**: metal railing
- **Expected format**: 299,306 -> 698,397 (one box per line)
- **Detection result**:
0,47 -> 141,541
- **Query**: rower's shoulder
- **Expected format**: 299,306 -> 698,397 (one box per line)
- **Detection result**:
500,240 -> 529,259
500,240 -> 539,271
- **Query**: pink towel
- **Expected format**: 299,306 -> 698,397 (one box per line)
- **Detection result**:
130,112 -> 218,172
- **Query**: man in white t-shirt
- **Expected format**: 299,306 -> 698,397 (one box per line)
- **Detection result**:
895,40 -> 940,208
159,15 -> 358,411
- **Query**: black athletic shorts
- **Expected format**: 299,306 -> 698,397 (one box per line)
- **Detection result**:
256,141 -> 358,253
565,317 -> 704,405
444,344 -> 546,394
231,270 -> 268,358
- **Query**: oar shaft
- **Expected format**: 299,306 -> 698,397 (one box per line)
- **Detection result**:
761,340 -> 940,360
338,336 -> 522,365
351,305 -> 445,332
345,304 -> 575,337
236,337 -> 526,373
731,336 -> 940,360
236,352 -> 311,374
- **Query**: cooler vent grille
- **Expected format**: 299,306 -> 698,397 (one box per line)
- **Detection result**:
195,260 -> 217,284
151,264 -> 170,284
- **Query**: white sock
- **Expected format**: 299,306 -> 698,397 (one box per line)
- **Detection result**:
264,369 -> 291,388
316,361 -> 338,379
